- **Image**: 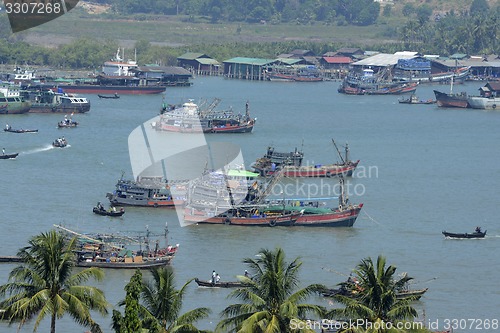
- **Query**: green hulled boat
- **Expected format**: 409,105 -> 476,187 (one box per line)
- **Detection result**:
0,83 -> 31,114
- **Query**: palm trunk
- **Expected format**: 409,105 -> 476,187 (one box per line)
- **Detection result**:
51,312 -> 56,333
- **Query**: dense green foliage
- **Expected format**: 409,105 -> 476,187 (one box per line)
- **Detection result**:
112,268 -> 210,333
0,230 -> 108,333
325,255 -> 424,333
96,0 -> 380,26
0,2 -> 498,69
217,247 -> 326,333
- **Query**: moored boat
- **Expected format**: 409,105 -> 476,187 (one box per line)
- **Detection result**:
20,85 -> 91,113
433,89 -> 469,108
0,83 -> 31,114
252,139 -> 358,178
106,175 -> 186,208
98,93 -> 120,99
467,82 -> 500,110
55,224 -> 179,269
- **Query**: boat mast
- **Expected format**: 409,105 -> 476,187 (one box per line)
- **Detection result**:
332,139 -> 346,164
338,176 -> 349,211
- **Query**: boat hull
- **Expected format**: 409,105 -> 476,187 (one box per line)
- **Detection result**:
434,90 -> 469,108
255,161 -> 358,178
76,257 -> 172,269
0,101 -> 31,114
467,96 -> 500,110
183,210 -> 301,226
442,230 -> 486,239
57,85 -> 166,95
28,104 -> 91,113
195,278 -> 243,288
0,153 -> 19,159
294,205 -> 363,227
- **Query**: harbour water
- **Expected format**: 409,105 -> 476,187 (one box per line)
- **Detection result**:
1,77 -> 499,332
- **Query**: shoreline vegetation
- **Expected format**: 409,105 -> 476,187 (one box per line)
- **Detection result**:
0,1 -> 498,71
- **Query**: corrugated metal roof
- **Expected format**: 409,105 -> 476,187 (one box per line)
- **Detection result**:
275,58 -> 303,65
353,53 -> 416,67
177,52 -> 207,60
323,56 -> 352,64
196,58 -> 220,65
223,57 -> 276,66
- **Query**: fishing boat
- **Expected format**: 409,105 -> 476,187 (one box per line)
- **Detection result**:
98,93 -> 120,99
261,177 -> 363,227
194,278 -> 243,288
433,90 -> 469,108
442,229 -> 486,239
467,82 -> 500,110
20,85 -> 91,113
398,94 -> 435,104
0,83 -> 31,114
52,137 -> 68,148
54,224 -> 179,269
58,119 -> 78,128
338,68 -> 418,95
4,125 -> 38,133
323,286 -> 428,301
0,152 -> 19,159
92,203 -> 125,217
433,75 -> 469,108
252,139 -> 358,178
154,98 -> 256,134
106,174 -> 186,208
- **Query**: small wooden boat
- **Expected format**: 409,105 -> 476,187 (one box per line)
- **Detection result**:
93,206 -> 125,217
399,94 -> 436,104
98,93 -> 120,99
323,287 -> 428,300
442,230 -> 486,239
4,127 -> 38,133
194,278 -> 243,288
0,152 -> 19,159
52,138 -> 68,148
396,288 -> 428,300
58,120 -> 78,128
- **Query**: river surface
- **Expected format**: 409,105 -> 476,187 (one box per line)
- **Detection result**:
0,77 -> 499,332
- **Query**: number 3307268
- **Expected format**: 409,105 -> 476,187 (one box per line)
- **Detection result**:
5,2 -> 62,14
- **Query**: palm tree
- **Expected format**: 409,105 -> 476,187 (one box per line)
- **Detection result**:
140,267 -> 211,333
0,230 -> 109,333
325,255 -> 419,332
216,247 -> 326,333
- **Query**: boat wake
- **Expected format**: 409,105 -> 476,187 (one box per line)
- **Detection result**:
21,144 -> 69,155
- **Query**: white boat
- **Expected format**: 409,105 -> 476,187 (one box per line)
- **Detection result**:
467,96 -> 500,110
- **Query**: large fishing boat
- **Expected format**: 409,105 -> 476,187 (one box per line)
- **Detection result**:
55,224 -> 179,269
252,140 -> 358,178
106,175 -> 186,208
20,85 -> 90,113
154,98 -> 256,133
338,68 -> 417,95
433,90 -> 469,108
0,83 -> 31,114
467,82 -> 500,110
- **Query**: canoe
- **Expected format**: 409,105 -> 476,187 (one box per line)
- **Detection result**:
4,128 -> 38,133
195,278 -> 243,288
442,230 -> 486,239
0,153 -> 19,160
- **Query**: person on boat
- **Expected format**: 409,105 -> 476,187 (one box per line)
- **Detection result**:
211,270 -> 216,284
215,274 -> 221,283
475,226 -> 482,233
5,124 -> 10,131
244,270 -> 251,279
2,148 -> 5,155
96,202 -> 104,210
